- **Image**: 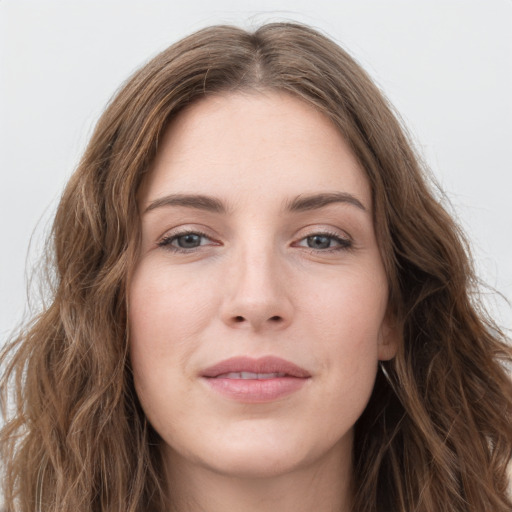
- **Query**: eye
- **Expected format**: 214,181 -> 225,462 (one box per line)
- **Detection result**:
295,233 -> 352,251
157,231 -> 214,252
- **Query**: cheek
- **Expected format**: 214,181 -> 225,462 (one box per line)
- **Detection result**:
129,260 -> 217,344
128,260 -> 220,391
298,263 -> 388,341
296,265 -> 387,390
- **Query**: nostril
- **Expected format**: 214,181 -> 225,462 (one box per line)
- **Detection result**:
229,314 -> 285,326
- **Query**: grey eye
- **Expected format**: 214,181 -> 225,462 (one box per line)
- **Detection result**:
306,235 -> 333,249
158,230 -> 217,252
295,233 -> 352,251
174,234 -> 203,248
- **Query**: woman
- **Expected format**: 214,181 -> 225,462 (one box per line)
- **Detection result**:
1,22 -> 511,512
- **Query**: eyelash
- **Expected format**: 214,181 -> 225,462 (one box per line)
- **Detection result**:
157,230 -> 215,253
156,230 -> 352,254
295,231 -> 353,253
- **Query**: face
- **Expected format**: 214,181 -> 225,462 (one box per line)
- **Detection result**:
129,92 -> 397,479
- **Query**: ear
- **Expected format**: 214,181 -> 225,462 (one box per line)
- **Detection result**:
377,315 -> 400,361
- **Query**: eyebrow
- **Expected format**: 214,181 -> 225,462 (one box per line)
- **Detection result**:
143,191 -> 367,215
144,194 -> 227,214
285,192 -> 367,212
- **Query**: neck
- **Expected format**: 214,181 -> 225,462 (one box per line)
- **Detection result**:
163,444 -> 353,512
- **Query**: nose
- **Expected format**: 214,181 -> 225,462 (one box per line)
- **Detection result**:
220,244 -> 293,332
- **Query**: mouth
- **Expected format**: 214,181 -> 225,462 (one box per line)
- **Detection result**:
216,371 -> 288,379
201,356 -> 311,403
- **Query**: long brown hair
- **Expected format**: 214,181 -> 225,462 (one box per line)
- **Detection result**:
1,22 -> 511,512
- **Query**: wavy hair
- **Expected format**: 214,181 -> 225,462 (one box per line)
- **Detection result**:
1,22 -> 511,512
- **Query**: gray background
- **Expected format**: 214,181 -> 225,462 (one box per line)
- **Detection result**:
1,0 -> 511,343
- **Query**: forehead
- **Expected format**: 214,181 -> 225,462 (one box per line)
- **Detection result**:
141,91 -> 371,212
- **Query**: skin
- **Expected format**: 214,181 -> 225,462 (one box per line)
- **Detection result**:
129,91 -> 398,512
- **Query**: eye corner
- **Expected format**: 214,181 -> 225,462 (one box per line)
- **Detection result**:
156,229 -> 221,253
292,230 -> 353,253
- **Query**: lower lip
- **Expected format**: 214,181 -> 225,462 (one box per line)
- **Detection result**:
203,376 -> 309,403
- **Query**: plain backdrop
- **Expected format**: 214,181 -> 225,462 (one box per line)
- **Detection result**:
1,0 -> 511,344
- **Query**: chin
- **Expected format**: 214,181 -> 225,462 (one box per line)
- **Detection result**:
191,425 -> 337,479
204,445 -> 308,479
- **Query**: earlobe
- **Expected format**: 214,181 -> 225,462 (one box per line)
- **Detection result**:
377,320 -> 400,361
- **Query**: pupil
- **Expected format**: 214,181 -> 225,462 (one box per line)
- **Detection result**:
308,235 -> 330,249
178,234 -> 201,248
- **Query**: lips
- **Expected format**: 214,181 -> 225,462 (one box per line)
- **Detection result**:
217,371 -> 287,379
201,356 -> 311,378
201,356 -> 311,403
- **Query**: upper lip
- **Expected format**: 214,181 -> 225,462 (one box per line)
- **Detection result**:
201,356 -> 311,378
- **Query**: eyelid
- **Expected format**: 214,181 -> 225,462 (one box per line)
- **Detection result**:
153,224 -> 353,254
291,227 -> 353,252
156,226 -> 221,252
293,224 -> 352,241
